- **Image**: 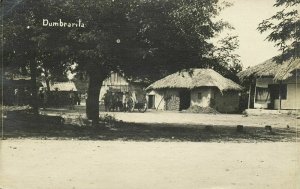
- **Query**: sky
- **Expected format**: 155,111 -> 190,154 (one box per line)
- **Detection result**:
219,0 -> 282,68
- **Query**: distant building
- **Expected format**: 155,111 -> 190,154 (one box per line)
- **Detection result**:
46,82 -> 77,92
146,69 -> 242,113
42,81 -> 78,106
99,72 -> 147,102
238,57 -> 300,110
2,74 -> 36,106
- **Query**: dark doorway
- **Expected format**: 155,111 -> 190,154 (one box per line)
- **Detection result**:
179,89 -> 191,110
268,84 -> 287,109
148,95 -> 155,109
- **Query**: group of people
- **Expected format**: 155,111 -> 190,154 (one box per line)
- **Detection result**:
13,88 -> 32,106
4,86 -> 82,110
39,88 -> 81,109
103,91 -> 136,112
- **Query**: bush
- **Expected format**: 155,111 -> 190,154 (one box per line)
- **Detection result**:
185,105 -> 219,114
100,114 -> 117,125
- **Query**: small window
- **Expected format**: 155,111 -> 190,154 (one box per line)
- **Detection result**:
198,93 -> 202,99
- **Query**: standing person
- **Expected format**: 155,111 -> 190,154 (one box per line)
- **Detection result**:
14,88 -> 19,106
131,91 -> 137,104
53,88 -> 59,107
104,91 -> 110,112
18,88 -> 25,105
69,90 -> 75,110
122,92 -> 127,112
39,88 -> 46,109
77,92 -> 81,105
23,88 -> 31,105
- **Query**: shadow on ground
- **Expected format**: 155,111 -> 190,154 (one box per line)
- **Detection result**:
2,112 -> 298,142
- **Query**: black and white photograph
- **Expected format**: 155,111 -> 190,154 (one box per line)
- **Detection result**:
0,0 -> 299,188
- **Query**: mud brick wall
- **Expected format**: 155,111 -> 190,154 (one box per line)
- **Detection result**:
165,91 -> 180,111
214,90 -> 240,113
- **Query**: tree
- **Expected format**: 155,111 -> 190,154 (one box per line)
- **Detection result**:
257,0 -> 299,109
2,0 -> 241,124
2,0 -> 72,114
258,0 -> 300,59
211,35 -> 242,82
64,0 -> 240,124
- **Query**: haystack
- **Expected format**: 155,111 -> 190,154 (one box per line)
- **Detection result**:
146,69 -> 242,92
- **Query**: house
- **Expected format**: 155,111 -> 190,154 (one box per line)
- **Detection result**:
49,82 -> 77,91
238,57 -> 300,110
43,81 -> 78,106
146,69 -> 242,113
2,75 -> 33,105
99,72 -> 147,102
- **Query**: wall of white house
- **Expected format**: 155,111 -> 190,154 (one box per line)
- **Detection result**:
148,88 -> 240,113
99,73 -> 129,101
147,89 -> 181,110
190,88 -> 212,107
102,72 -> 128,86
254,78 -> 274,109
147,90 -> 165,110
274,83 -> 300,109
255,75 -> 300,110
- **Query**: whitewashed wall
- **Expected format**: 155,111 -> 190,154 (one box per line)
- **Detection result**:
255,75 -> 300,110
190,88 -> 212,107
274,83 -> 300,110
147,90 -> 165,110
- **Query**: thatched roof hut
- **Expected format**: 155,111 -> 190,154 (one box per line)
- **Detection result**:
146,69 -> 242,92
42,82 -> 77,91
238,57 -> 300,81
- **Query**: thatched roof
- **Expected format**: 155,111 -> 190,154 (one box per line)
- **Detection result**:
42,82 -> 77,91
238,58 -> 281,80
146,69 -> 242,92
274,58 -> 300,80
238,57 -> 300,80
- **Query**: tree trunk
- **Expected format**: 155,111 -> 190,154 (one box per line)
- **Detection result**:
86,66 -> 106,126
29,60 -> 39,116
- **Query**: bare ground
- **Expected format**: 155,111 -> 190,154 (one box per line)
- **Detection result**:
0,140 -> 299,189
0,107 -> 299,189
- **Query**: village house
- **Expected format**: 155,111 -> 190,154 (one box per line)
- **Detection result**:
99,72 -> 147,102
2,74 -> 34,106
146,69 -> 242,113
42,81 -> 78,106
1,70 -> 79,107
238,57 -> 300,110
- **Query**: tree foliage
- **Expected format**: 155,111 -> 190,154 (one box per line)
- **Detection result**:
2,0 -> 72,81
258,0 -> 300,59
2,0 -> 241,123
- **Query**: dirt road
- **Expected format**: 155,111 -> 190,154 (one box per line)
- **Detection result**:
43,107 -> 298,128
107,111 -> 297,128
1,140 -> 299,189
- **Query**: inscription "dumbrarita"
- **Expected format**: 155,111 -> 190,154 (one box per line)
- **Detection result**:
42,19 -> 85,28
